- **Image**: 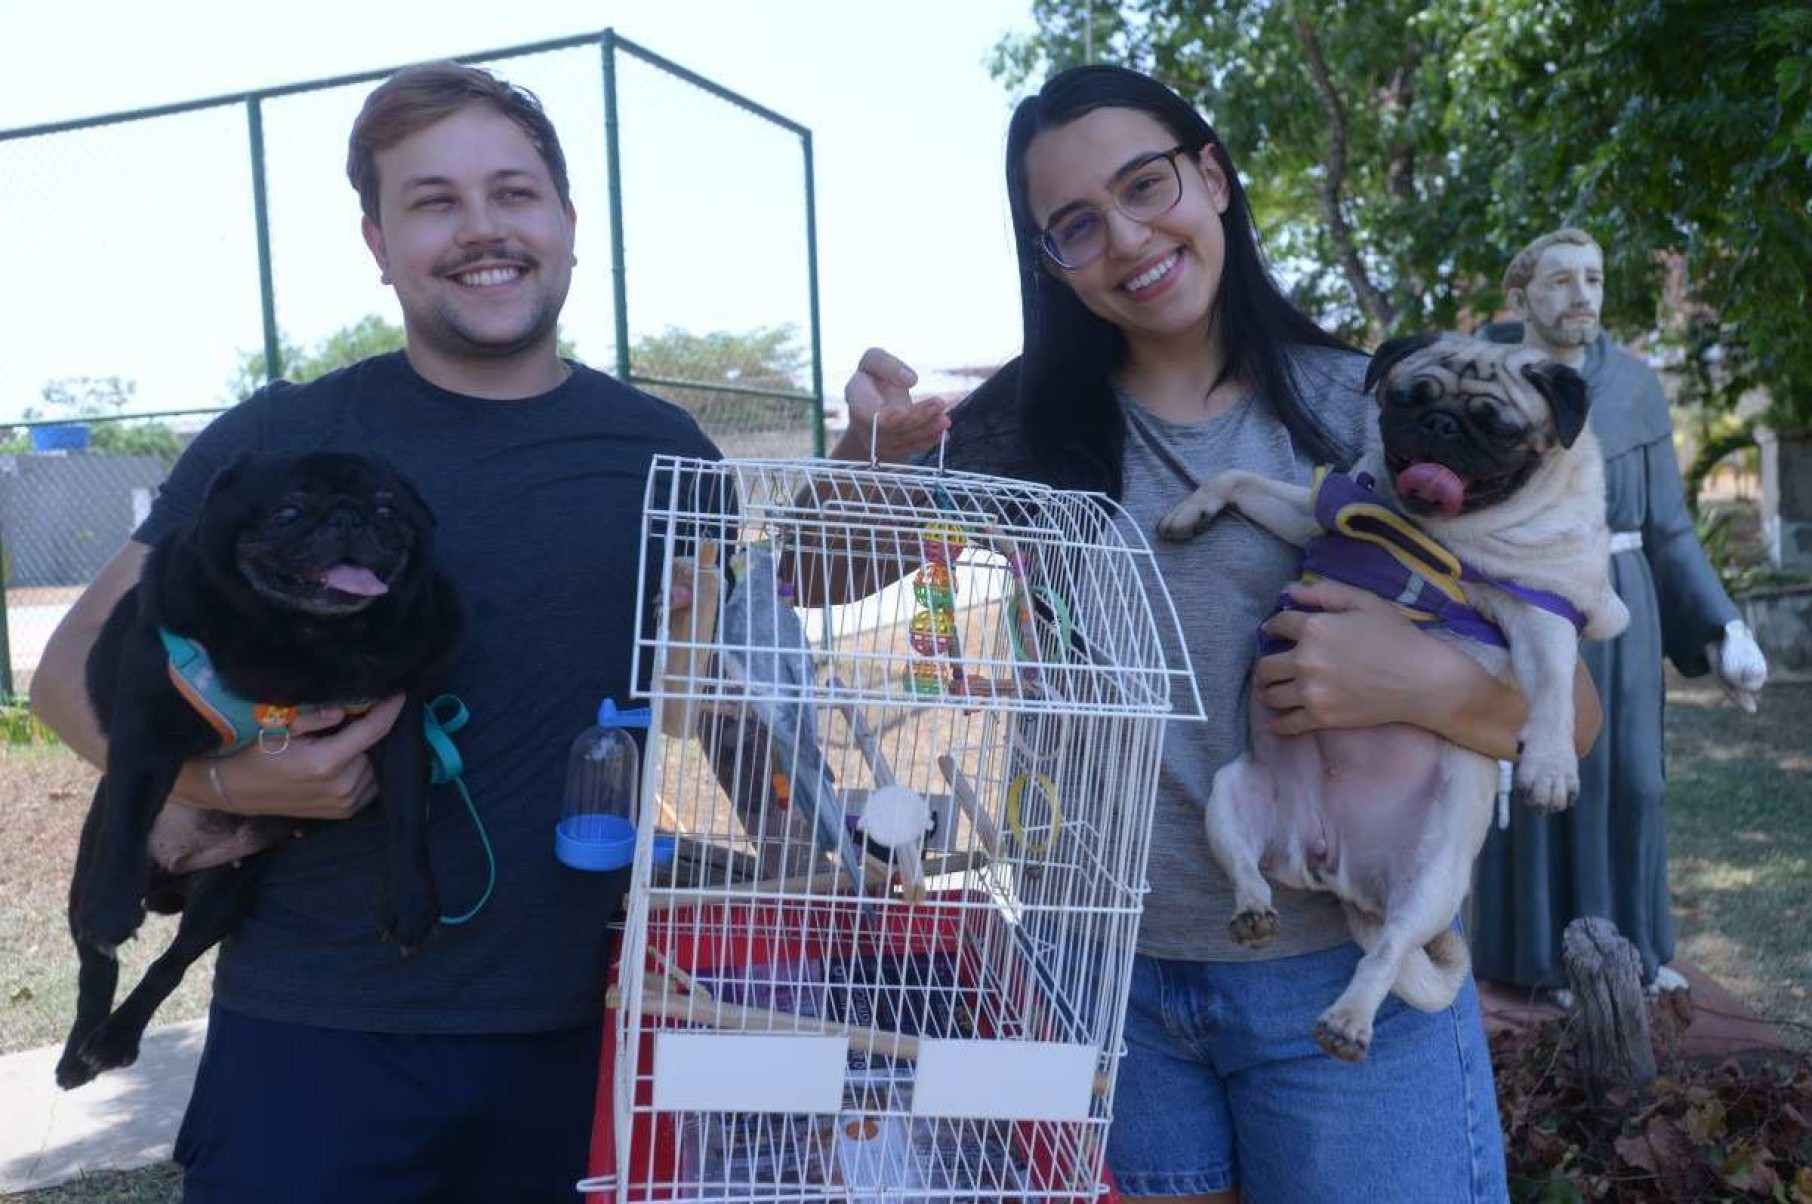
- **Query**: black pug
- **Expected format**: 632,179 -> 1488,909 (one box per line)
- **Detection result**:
57,450 -> 462,1089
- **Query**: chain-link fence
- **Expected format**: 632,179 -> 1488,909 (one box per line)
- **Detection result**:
0,31 -> 823,698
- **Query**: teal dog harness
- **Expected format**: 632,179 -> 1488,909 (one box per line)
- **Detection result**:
160,628 -> 492,924
159,628 -> 370,755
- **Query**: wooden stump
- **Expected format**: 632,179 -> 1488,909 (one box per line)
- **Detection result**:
1562,916 -> 1657,1098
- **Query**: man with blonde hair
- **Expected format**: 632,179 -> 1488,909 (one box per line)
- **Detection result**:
33,61 -> 719,1199
1472,226 -> 1765,1000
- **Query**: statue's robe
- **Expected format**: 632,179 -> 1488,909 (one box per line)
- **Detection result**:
1471,326 -> 1738,986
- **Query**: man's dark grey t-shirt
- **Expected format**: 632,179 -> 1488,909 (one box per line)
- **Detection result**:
135,352 -> 719,1033
938,348 -> 1373,960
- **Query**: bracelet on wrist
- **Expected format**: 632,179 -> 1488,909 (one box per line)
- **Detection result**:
207,761 -> 238,813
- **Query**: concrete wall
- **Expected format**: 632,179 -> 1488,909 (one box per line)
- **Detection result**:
1742,583 -> 1812,683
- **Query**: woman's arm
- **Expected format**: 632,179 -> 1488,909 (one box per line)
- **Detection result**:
1255,579 -> 1602,761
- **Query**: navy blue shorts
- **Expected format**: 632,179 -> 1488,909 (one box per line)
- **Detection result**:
175,1005 -> 602,1203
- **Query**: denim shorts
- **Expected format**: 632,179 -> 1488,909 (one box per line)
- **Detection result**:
1106,944 -> 1507,1202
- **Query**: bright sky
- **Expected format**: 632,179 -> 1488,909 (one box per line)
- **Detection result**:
0,0 -> 1032,423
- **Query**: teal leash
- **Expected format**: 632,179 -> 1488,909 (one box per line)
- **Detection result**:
422,695 -> 495,925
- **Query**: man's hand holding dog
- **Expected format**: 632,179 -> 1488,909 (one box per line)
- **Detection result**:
183,694 -> 407,821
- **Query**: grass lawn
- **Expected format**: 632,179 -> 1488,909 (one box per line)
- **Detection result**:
4,1166 -> 179,1204
1662,672 -> 1812,1045
2,676 -> 1806,1201
0,749 -> 213,1060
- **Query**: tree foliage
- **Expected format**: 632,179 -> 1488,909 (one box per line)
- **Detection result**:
225,314 -> 405,400
629,324 -> 812,431
991,1 -> 1812,425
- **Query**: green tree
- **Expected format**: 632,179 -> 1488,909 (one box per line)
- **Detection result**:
628,325 -> 812,432
991,2 -> 1812,427
226,315 -> 405,399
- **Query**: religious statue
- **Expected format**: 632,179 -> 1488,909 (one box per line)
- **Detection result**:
1470,227 -> 1768,995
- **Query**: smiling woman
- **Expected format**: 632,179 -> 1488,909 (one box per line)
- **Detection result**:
830,63 -> 1523,1203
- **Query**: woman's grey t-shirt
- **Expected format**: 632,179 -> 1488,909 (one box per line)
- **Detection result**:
1118,349 -> 1372,959
938,346 -> 1374,960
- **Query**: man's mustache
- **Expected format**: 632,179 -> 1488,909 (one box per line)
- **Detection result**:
434,248 -> 538,277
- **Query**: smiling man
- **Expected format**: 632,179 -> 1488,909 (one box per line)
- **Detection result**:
31,63 -> 719,1201
353,88 -> 577,395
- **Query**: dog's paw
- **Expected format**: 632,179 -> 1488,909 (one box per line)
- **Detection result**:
1229,907 -> 1279,948
1516,746 -> 1579,813
68,1020 -> 142,1085
54,1042 -> 100,1090
380,888 -> 440,955
1314,1008 -> 1373,1063
1156,487 -> 1227,542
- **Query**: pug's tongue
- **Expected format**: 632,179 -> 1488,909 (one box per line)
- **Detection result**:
1395,461 -> 1469,517
318,564 -> 388,597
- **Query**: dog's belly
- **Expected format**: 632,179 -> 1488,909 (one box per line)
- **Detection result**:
146,803 -> 292,875
1253,721 -> 1448,910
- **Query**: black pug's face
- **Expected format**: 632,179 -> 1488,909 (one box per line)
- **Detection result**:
1363,333 -> 1590,519
195,451 -> 435,618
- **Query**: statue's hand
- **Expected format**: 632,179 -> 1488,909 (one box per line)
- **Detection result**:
1707,619 -> 1767,713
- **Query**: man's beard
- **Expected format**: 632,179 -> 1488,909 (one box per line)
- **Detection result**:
419,292 -> 562,360
1530,310 -> 1600,348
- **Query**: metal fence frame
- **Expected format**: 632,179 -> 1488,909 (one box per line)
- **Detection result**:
0,31 -> 826,700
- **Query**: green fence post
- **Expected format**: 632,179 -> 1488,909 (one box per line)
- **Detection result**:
601,30 -> 633,383
0,528 -> 13,702
248,96 -> 282,383
802,130 -> 826,457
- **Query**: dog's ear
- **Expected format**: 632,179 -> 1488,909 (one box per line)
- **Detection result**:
201,451 -> 260,503
1363,333 -> 1443,394
1521,360 -> 1591,448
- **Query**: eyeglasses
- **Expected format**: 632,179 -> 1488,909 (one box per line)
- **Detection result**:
1038,145 -> 1193,271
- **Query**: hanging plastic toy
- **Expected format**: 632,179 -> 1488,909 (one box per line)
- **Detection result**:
903,520 -> 968,694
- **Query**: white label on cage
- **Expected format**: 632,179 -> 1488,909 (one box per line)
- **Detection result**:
652,1033 -> 848,1113
910,1041 -> 1095,1121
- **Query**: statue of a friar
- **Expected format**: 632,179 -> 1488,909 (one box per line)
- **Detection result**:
1471,227 -> 1766,996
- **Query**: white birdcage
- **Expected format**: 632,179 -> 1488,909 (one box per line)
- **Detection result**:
584,454 -> 1203,1202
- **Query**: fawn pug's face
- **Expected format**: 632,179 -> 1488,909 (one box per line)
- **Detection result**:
1364,333 -> 1590,519
196,451 -> 435,618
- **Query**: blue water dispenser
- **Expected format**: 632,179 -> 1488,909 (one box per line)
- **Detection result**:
556,699 -> 656,871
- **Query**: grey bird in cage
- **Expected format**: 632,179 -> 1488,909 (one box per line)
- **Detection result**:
718,544 -> 865,888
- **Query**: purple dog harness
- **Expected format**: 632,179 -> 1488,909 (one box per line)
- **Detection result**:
1261,469 -> 1587,655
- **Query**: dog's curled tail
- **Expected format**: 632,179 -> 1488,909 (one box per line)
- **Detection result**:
1394,928 -> 1471,1012
1346,908 -> 1471,1012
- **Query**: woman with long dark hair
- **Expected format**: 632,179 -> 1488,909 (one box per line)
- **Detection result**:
834,66 -> 1525,1201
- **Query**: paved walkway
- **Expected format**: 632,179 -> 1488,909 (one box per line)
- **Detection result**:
0,1017 -> 203,1195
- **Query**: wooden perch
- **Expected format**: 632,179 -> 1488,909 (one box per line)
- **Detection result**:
639,849 -> 987,912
